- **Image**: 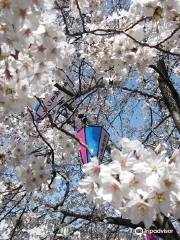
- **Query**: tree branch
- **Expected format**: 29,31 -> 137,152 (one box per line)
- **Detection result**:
149,60 -> 180,132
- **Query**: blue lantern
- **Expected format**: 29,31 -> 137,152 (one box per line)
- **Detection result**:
76,125 -> 109,164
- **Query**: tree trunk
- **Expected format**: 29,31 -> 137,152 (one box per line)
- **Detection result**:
150,59 -> 180,132
149,60 -> 180,239
154,214 -> 180,240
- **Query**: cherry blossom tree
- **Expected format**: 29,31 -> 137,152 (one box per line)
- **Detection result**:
0,0 -> 180,239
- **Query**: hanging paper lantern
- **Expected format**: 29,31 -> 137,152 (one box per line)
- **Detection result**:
76,125 -> 109,164
34,91 -> 64,123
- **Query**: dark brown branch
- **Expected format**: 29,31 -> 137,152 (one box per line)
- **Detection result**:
53,175 -> 70,210
59,209 -> 145,229
75,0 -> 86,32
9,205 -> 27,240
149,60 -> 180,131
28,108 -> 56,187
155,26 -> 180,47
54,1 -> 70,35
54,83 -> 74,97
0,194 -> 26,223
121,87 -> 160,100
125,17 -> 146,31
143,115 -> 170,143
64,28 -> 180,57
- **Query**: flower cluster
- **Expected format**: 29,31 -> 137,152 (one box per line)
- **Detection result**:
6,143 -> 51,191
0,107 -> 78,191
69,0 -> 104,19
43,127 -> 77,162
78,0 -> 180,84
0,0 -> 74,115
78,138 -> 180,228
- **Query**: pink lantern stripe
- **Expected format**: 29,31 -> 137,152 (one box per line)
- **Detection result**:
76,128 -> 88,164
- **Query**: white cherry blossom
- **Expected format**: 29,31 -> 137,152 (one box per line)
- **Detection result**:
79,138 -> 180,228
